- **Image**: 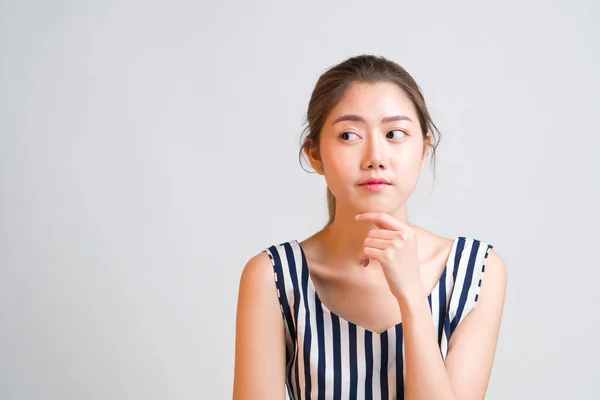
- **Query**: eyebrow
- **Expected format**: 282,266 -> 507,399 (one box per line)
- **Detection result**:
331,114 -> 414,125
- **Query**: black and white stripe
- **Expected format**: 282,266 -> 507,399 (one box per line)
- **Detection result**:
265,236 -> 493,399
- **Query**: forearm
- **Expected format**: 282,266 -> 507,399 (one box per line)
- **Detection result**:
398,285 -> 457,400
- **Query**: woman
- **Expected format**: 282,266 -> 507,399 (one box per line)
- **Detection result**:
233,55 -> 507,400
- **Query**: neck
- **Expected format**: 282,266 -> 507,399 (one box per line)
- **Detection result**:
320,204 -> 411,267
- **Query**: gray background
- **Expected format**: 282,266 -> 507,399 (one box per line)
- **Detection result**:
1,0 -> 599,398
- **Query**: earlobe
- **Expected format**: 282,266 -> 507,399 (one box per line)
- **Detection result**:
314,159 -> 324,175
306,142 -> 323,174
420,133 -> 432,170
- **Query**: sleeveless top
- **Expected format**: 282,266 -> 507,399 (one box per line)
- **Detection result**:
264,236 -> 493,400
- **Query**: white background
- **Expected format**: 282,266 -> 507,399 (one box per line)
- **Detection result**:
1,0 -> 599,398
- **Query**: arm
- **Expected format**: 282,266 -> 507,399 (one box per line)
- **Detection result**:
232,252 -> 287,400
399,249 -> 507,400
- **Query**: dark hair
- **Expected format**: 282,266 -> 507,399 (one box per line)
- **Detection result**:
299,54 -> 441,226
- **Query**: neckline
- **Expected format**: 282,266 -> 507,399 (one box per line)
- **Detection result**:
293,237 -> 460,336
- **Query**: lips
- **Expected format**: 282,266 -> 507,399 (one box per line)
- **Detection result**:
359,178 -> 391,185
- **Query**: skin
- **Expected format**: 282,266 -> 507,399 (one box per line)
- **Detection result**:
233,82 -> 507,399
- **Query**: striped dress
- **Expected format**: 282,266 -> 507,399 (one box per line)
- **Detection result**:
264,236 -> 493,400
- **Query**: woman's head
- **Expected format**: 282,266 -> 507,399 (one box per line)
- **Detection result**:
299,55 -> 441,225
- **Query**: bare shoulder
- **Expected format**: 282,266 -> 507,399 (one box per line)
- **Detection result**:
480,247 -> 508,295
236,249 -> 283,336
485,247 -> 506,270
239,251 -> 275,289
233,250 -> 286,398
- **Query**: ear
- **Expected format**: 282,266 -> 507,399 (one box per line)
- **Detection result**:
420,132 -> 432,170
305,139 -> 324,175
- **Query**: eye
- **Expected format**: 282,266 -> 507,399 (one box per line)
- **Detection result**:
386,130 -> 406,139
339,131 -> 361,141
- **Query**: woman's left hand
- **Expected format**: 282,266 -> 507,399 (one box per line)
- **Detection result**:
356,212 -> 424,300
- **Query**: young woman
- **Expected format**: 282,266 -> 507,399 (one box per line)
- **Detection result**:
233,55 -> 507,400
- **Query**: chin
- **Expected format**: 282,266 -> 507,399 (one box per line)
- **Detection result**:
353,199 -> 397,214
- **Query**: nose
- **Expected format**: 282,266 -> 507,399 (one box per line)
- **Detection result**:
361,133 -> 388,170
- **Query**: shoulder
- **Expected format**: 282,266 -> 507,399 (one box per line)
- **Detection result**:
236,250 -> 283,328
459,237 -> 507,303
234,250 -> 288,396
239,240 -> 296,291
444,240 -> 507,398
461,236 -> 507,279
480,246 -> 508,295
240,251 -> 274,288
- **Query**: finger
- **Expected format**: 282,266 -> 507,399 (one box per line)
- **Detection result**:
363,247 -> 385,263
355,212 -> 407,231
367,229 -> 399,240
363,237 -> 390,250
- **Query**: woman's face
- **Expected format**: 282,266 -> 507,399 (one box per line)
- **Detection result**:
310,81 -> 430,215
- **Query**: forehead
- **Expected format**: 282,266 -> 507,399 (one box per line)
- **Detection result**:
327,81 -> 417,122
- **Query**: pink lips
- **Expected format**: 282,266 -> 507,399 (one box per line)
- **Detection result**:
360,182 -> 389,191
359,178 -> 391,191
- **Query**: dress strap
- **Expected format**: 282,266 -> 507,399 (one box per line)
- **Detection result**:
443,237 -> 494,346
264,241 -> 302,364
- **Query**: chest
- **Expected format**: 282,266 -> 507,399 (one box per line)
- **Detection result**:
312,271 -> 402,334
309,256 -> 447,334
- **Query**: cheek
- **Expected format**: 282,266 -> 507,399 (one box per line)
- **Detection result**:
390,150 -> 424,188
322,156 -> 353,191
320,150 -> 356,197
393,145 -> 423,171
320,142 -> 353,174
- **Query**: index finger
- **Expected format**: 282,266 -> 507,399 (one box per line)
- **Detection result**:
355,212 -> 407,231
